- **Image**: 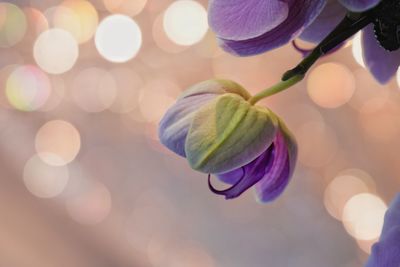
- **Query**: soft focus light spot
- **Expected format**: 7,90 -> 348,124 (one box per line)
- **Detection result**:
103,0 -> 147,16
297,121 -> 337,167
284,104 -> 324,133
212,53 -> 267,91
342,193 -> 387,241
23,8 -> 49,42
40,76 -> 65,111
338,168 -> 376,192
35,120 -> 81,166
349,68 -> 389,112
397,67 -> 400,88
195,31 -> 223,58
167,242 -> 215,267
34,28 -> 79,74
359,98 -> 400,142
125,190 -> 177,251
357,238 -> 377,255
108,68 -> 143,113
352,32 -> 365,67
72,68 -> 117,112
307,63 -> 355,108
163,0 -> 208,46
23,154 -> 69,198
139,80 -> 177,122
95,15 -> 142,63
54,0 -> 98,43
0,64 -> 19,109
6,65 -> 51,111
324,174 -> 371,220
153,13 -> 187,54
66,181 -> 112,225
0,3 -> 27,47
139,91 -> 174,122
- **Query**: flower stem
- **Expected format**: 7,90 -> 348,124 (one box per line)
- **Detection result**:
250,11 -> 375,105
248,74 -> 304,105
282,11 -> 373,81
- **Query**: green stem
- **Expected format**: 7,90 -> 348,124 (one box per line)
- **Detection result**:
248,74 -> 304,105
248,11 -> 373,105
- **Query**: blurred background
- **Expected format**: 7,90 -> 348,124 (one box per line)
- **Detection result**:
0,0 -> 399,266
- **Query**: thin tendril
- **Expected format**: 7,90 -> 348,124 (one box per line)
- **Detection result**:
208,167 -> 245,196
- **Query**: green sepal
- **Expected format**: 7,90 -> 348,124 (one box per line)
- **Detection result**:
185,93 -> 278,174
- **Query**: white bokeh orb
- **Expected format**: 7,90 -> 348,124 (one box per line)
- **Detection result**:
95,14 -> 142,63
34,28 -> 79,74
163,0 -> 208,46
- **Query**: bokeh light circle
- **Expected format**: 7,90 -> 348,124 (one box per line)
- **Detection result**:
95,15 -> 142,63
324,174 -> 371,220
54,0 -> 99,43
397,67 -> 400,88
342,193 -> 387,241
352,32 -> 365,67
349,68 -> 389,112
35,120 -> 81,166
71,68 -> 117,112
138,80 -> 177,123
103,0 -> 147,16
23,7 -> 49,42
307,63 -> 355,108
153,13 -> 187,53
39,76 -> 65,112
359,98 -> 400,142
34,28 -> 79,74
0,3 -> 27,48
6,65 -> 51,111
23,154 -> 69,198
163,0 -> 208,46
108,68 -> 143,113
297,121 -> 338,167
66,181 -> 112,225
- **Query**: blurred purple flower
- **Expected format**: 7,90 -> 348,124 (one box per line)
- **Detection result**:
366,194 -> 400,267
158,80 -> 297,202
209,0 -> 400,84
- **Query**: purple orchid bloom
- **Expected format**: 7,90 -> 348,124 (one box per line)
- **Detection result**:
209,0 -> 400,84
366,194 -> 400,267
158,79 -> 297,202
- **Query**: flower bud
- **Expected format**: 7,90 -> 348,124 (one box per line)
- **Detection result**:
159,79 -> 297,202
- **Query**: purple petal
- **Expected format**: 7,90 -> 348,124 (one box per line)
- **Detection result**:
365,194 -> 400,267
159,79 -> 250,157
255,121 -> 297,202
217,0 -> 326,56
211,145 -> 275,199
381,194 -> 400,239
362,25 -> 400,84
208,0 -> 289,41
159,94 -> 216,157
299,0 -> 346,43
218,167 -> 244,185
213,120 -> 297,201
366,227 -> 400,267
338,0 -> 381,12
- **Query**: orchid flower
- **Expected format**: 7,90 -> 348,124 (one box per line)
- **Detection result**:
209,0 -> 400,84
159,79 -> 298,202
366,194 -> 400,267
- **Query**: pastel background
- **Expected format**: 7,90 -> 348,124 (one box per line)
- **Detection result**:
0,0 -> 399,266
